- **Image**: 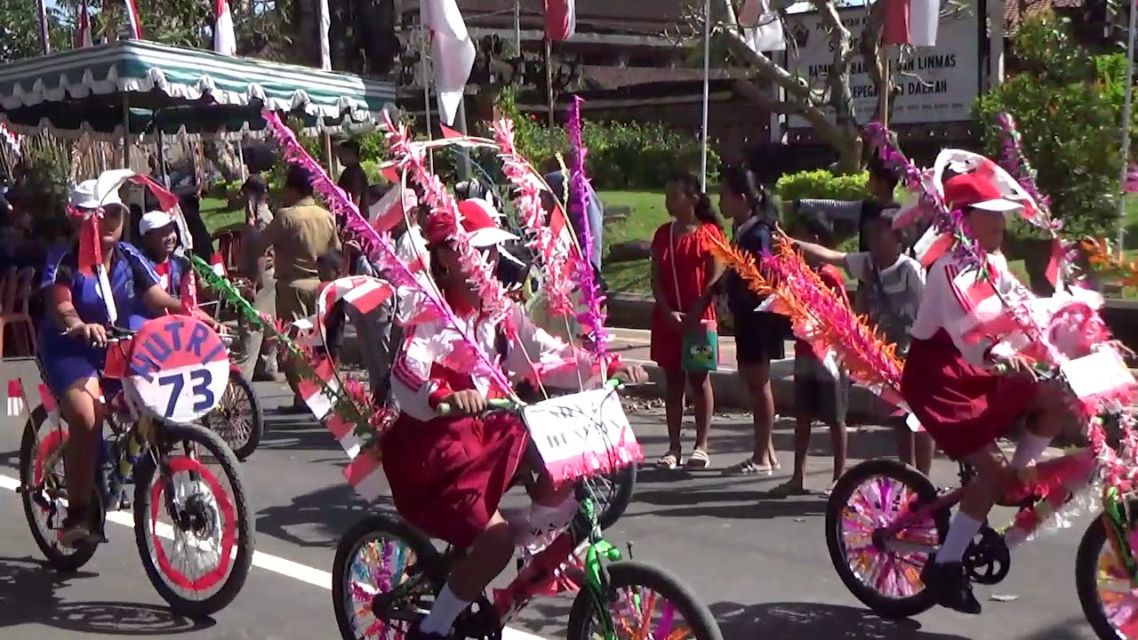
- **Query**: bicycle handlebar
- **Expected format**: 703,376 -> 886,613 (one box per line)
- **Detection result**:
435,378 -> 626,417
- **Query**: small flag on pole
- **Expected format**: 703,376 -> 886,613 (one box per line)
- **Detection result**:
77,3 -> 94,48
421,0 -> 476,126
214,0 -> 237,56
882,0 -> 939,47
210,253 -> 227,277
124,0 -> 144,39
7,380 -> 25,417
543,0 -> 576,42
344,451 -> 385,501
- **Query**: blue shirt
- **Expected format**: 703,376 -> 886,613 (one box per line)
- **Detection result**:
39,241 -> 160,344
725,216 -> 775,317
544,170 -> 604,269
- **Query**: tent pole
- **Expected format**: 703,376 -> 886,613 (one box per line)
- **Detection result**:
699,0 -> 710,191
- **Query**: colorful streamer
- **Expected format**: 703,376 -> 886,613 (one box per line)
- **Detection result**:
566,96 -> 611,359
995,113 -> 1062,233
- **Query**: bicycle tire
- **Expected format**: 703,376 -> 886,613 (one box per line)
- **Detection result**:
825,459 -> 949,619
578,464 -> 637,531
132,422 -> 255,617
18,406 -> 99,572
567,560 -> 723,640
1075,511 -> 1138,640
332,513 -> 440,640
202,371 -> 264,461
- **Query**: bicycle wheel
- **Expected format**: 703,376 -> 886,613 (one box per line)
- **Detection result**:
133,422 -> 254,617
1076,510 -> 1138,639
578,464 -> 637,531
567,560 -> 722,640
18,406 -> 99,572
825,459 -> 949,619
201,371 -> 263,461
332,514 -> 440,640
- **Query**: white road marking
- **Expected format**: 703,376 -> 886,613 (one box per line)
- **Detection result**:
0,472 -> 547,640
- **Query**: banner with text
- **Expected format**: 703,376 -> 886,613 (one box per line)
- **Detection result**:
785,3 -> 979,127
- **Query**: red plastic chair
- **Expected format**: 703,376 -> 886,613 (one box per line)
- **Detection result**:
213,229 -> 244,277
0,266 -> 37,358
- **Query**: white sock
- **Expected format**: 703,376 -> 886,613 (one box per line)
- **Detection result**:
418,584 -> 470,635
1012,433 -> 1052,469
935,512 -> 983,565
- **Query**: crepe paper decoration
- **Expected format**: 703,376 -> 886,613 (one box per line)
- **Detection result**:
492,117 -> 576,319
261,110 -> 515,398
382,112 -> 512,325
1076,237 -> 1138,287
868,121 -> 1138,495
705,233 -> 906,409
566,97 -> 611,362
995,113 -> 1063,233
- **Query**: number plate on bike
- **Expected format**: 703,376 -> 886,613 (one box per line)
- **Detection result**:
521,389 -> 643,482
124,316 -> 229,424
1061,348 -> 1136,401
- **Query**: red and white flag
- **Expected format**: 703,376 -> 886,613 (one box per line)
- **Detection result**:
344,451 -> 385,501
214,0 -> 237,56
77,3 -> 94,48
946,265 -> 1018,343
882,0 -> 938,47
421,0 -> 475,126
124,0 -> 143,39
210,252 -> 227,277
738,0 -> 785,52
6,380 -> 25,417
543,0 -> 576,42
298,357 -> 341,421
325,413 -> 361,459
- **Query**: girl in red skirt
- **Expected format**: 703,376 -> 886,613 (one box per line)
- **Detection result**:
383,198 -> 647,640
901,172 -> 1077,615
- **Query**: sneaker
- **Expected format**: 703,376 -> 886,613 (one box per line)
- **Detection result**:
920,561 -> 981,615
59,509 -> 94,548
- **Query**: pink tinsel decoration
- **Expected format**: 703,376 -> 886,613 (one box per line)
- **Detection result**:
261,110 -> 514,395
566,96 -> 611,359
492,117 -> 576,318
383,113 -> 511,325
995,113 -> 1061,232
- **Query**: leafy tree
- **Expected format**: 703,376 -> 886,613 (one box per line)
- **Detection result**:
976,11 -> 1137,238
0,0 -> 68,62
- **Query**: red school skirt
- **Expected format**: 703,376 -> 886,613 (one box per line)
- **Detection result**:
381,411 -> 529,548
900,329 -> 1037,459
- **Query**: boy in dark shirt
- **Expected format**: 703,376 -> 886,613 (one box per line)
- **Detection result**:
793,155 -> 900,252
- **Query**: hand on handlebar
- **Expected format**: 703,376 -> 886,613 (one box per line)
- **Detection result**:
440,390 -> 489,416
613,364 -> 650,385
992,353 -> 1038,379
66,323 -> 108,347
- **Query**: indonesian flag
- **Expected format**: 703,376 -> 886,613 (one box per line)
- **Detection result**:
6,380 -> 24,417
298,357 -> 341,421
211,252 -> 227,277
946,264 -> 1019,343
124,0 -> 143,39
344,450 -> 385,501
421,0 -> 476,126
543,0 -> 576,42
738,0 -> 785,52
214,0 -> 237,56
77,3 -> 93,48
882,0 -> 939,47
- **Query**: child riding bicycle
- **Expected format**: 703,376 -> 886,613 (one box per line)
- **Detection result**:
39,178 -> 188,547
382,197 -> 647,640
900,170 -> 1080,614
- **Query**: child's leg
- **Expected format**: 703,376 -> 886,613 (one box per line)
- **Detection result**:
915,431 -> 935,475
828,420 -> 848,485
828,374 -> 849,485
790,415 -> 811,488
687,371 -> 713,453
661,369 -> 686,461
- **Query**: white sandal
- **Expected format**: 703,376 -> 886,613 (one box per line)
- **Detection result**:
657,451 -> 681,470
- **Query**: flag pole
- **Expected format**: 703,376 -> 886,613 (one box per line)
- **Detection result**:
545,38 -> 555,125
420,25 -> 435,173
699,0 -> 711,192
36,0 -> 51,54
1116,0 -> 1137,259
879,45 -> 890,131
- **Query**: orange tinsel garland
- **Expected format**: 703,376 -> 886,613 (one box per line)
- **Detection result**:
707,233 -> 906,403
1078,238 -> 1138,287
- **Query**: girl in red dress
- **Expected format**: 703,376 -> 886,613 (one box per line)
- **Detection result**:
900,172 -> 1078,614
650,173 -> 726,470
383,199 -> 647,640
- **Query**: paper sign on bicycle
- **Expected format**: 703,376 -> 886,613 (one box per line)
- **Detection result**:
125,316 -> 229,424
522,389 -> 643,483
1061,348 -> 1137,403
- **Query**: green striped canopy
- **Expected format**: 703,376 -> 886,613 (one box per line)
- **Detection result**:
0,40 -> 397,141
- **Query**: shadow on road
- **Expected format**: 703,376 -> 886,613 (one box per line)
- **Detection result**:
0,556 -> 214,634
257,483 -> 393,549
711,601 -> 970,640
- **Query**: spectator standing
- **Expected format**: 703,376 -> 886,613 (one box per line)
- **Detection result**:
543,151 -> 604,269
237,175 -> 280,381
717,167 -> 788,476
793,211 -> 934,474
337,140 -> 369,212
247,165 -> 341,410
774,217 -> 850,496
179,194 -> 215,262
794,156 -> 900,252
650,174 -> 726,470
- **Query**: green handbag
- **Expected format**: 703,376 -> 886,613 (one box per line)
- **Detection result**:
682,322 -> 719,372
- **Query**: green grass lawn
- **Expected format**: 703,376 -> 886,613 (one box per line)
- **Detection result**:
201,197 -> 242,234
598,190 -> 670,294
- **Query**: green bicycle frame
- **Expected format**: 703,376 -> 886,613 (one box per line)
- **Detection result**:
1101,487 -> 1138,588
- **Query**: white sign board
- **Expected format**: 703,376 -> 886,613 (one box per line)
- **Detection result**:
522,389 -> 643,483
785,2 -> 980,127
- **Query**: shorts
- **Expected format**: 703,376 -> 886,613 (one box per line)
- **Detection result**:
793,353 -> 849,423
734,312 -> 790,365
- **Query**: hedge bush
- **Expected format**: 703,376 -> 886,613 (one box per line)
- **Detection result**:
774,169 -> 870,203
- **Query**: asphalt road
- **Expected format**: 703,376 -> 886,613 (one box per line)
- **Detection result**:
0,358 -> 1111,639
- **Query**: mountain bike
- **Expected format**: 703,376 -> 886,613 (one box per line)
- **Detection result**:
825,369 -> 1138,638
331,384 -> 723,640
18,316 -> 255,617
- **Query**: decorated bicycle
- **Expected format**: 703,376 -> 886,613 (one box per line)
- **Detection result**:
193,105 -> 723,640
796,118 -> 1138,639
15,171 -> 254,616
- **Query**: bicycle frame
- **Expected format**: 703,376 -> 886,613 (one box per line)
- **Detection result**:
876,448 -> 1136,576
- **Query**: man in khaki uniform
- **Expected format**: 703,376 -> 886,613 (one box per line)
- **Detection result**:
247,165 -> 341,410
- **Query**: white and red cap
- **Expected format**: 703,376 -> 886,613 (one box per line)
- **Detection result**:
69,179 -> 123,209
942,172 -> 1023,214
139,210 -> 176,234
457,198 -> 518,247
